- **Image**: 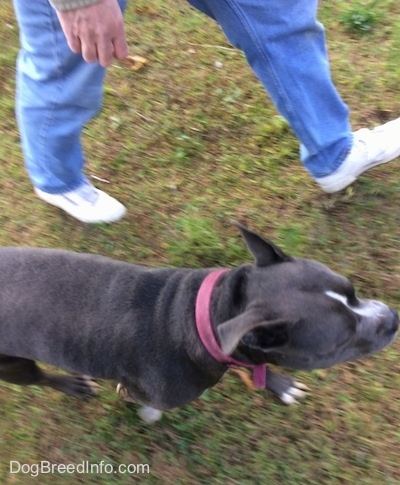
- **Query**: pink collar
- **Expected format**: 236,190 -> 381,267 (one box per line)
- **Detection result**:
195,269 -> 266,389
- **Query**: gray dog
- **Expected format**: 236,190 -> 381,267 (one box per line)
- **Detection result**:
0,223 -> 397,422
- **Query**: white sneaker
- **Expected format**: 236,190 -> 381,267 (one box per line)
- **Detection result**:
315,117 -> 400,193
35,182 -> 127,223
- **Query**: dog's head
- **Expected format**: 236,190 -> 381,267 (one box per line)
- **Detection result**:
217,223 -> 398,370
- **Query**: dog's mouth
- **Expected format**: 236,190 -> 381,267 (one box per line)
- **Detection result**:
264,316 -> 399,371
389,308 -> 399,334
262,352 -> 315,371
384,311 -> 399,345
372,307 -> 398,343
387,328 -> 398,346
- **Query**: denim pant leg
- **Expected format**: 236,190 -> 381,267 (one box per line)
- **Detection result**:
186,0 -> 353,177
13,0 -> 127,194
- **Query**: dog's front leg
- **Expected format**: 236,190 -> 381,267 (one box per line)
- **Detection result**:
116,383 -> 163,423
264,370 -> 309,405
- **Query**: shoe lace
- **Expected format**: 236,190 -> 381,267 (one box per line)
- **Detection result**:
75,182 -> 99,205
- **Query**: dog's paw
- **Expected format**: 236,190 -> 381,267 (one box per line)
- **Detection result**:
59,375 -> 99,398
116,385 -> 162,423
265,371 -> 309,405
280,381 -> 309,405
138,406 -> 163,424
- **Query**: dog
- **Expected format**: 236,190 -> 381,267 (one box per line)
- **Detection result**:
0,223 -> 397,422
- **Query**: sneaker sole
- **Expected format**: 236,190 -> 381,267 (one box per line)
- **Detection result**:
317,154 -> 400,193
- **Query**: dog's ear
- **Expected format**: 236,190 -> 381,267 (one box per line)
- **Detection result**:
240,323 -> 290,352
217,308 -> 290,355
232,221 -> 291,267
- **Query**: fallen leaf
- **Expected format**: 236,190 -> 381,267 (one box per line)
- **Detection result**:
124,54 -> 149,71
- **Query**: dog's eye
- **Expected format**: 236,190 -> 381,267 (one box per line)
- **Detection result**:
346,287 -> 358,306
340,279 -> 358,306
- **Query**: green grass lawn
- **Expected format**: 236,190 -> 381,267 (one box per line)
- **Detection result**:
1,0 -> 400,483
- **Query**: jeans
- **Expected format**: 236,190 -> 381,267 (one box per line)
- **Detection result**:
13,0 -> 127,193
14,0 -> 352,193
187,0 -> 353,177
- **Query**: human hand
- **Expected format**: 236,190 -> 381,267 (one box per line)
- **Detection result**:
56,0 -> 128,67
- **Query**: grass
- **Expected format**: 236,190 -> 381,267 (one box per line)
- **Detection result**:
1,0 -> 400,483
339,0 -> 383,36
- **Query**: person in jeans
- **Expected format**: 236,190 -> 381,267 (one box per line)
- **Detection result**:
13,0 -> 400,223
13,0 -> 128,223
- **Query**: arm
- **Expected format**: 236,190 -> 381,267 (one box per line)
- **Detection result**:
50,0 -> 128,67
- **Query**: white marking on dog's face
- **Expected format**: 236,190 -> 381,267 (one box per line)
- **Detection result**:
325,291 -> 348,307
325,290 -> 381,317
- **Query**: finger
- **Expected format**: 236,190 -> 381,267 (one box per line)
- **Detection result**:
65,34 -> 82,55
80,39 -> 101,64
96,39 -> 115,68
112,34 -> 129,61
